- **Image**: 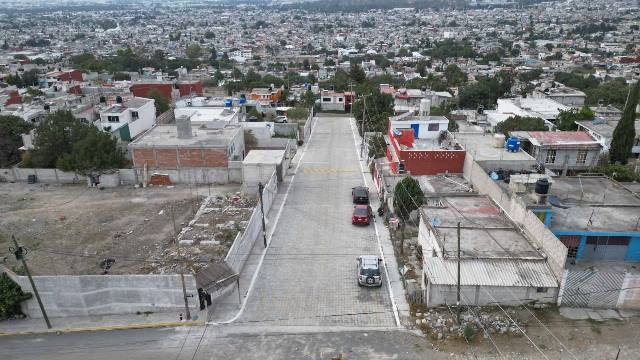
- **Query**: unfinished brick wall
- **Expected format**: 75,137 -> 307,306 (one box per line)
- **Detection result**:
132,147 -> 227,169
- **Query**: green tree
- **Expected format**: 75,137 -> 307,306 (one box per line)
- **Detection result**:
147,89 -> 170,115
350,63 -> 366,84
186,44 -> 202,60
301,89 -> 316,108
324,58 -> 336,66
555,106 -> 594,131
0,273 -> 32,320
393,176 -> 423,220
609,81 -> 640,164
495,116 -> 547,136
0,115 -> 34,167
30,111 -> 91,168
286,107 -> 309,121
416,59 -> 429,77
448,119 -> 459,132
398,47 -> 410,57
302,59 -> 310,70
56,128 -> 128,175
368,133 -> 387,159
248,107 -> 263,120
444,64 -> 466,86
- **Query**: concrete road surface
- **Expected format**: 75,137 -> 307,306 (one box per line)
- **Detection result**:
234,115 -> 397,328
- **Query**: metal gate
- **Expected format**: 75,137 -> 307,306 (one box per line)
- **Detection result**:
561,270 -> 625,308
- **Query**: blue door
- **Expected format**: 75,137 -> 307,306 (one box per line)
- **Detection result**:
411,123 -> 420,138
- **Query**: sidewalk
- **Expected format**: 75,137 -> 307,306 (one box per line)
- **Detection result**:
0,310 -> 205,337
351,119 -> 411,327
207,139 -> 306,324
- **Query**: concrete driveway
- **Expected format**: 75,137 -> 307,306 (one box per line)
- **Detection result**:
235,115 -> 396,328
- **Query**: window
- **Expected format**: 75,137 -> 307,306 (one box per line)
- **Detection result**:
427,123 -> 439,131
107,116 -> 119,123
338,97 -> 343,102
576,149 -> 587,165
322,97 -> 331,102
536,287 -> 548,293
545,149 -> 556,164
131,111 -> 139,121
559,235 -> 580,259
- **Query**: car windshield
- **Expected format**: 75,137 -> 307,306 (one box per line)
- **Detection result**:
354,207 -> 368,216
360,268 -> 380,276
354,188 -> 367,197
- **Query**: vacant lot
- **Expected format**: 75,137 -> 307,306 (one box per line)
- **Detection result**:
0,182 -> 239,275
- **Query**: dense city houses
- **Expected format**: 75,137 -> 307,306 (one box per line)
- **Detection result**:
1,0 -> 640,358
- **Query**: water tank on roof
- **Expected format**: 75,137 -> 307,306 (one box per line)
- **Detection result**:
535,178 -> 550,195
493,134 -> 506,148
419,98 -> 431,117
44,104 -> 50,112
505,136 -> 520,152
99,96 -> 106,103
239,94 -> 246,105
224,99 -> 233,108
116,96 -> 123,104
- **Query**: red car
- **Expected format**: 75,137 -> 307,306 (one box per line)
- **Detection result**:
352,204 -> 372,225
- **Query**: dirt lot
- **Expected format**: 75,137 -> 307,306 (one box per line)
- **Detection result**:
0,182 -> 240,275
429,306 -> 640,359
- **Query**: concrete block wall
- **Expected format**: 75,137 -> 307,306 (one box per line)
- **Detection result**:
225,171 -> 277,273
1,267 -> 198,318
462,154 -> 568,281
428,283 -> 557,307
619,274 -> 640,309
274,123 -> 298,138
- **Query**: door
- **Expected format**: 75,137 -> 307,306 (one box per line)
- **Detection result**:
411,123 -> 420,138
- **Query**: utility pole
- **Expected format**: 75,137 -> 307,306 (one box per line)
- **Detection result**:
11,235 -> 51,329
456,222 -> 461,325
360,95 -> 368,158
258,182 -> 267,248
171,204 -> 191,321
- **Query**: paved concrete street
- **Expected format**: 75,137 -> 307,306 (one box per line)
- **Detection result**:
235,115 -> 397,328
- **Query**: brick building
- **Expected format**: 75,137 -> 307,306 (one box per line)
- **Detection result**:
130,82 -> 175,100
129,115 -> 244,184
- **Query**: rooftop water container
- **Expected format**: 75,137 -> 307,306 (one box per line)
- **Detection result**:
224,99 -> 233,108
505,136 -> 520,152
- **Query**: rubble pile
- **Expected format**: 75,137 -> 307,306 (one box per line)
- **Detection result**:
152,193 -> 256,273
415,308 -> 525,341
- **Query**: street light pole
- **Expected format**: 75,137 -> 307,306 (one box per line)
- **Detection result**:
11,235 -> 51,329
171,204 -> 191,321
258,182 -> 267,248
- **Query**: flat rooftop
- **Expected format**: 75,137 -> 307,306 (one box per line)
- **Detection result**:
421,195 -> 543,259
548,176 -> 640,233
242,150 -> 285,165
174,107 -> 238,124
511,131 -> 600,148
129,125 -> 239,148
452,132 -> 537,162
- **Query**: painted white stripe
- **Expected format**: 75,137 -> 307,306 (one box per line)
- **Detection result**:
349,117 -> 401,328
209,117 -> 319,325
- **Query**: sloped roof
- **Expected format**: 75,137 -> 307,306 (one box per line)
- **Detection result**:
425,257 -> 558,288
510,131 -> 600,148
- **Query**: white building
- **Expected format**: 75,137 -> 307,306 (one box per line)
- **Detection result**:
99,97 -> 156,141
496,97 -> 569,126
173,106 -> 241,127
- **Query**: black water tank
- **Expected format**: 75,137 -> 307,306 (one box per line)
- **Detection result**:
116,96 -> 123,103
99,96 -> 106,103
44,104 -> 50,111
535,178 -> 550,195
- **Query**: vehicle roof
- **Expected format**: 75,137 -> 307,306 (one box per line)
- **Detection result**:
354,204 -> 369,209
353,185 -> 368,190
360,255 -> 380,269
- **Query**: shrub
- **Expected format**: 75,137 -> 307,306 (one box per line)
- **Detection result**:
463,323 -> 476,341
0,273 -> 32,320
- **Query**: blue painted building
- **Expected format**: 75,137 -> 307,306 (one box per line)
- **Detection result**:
544,176 -> 640,263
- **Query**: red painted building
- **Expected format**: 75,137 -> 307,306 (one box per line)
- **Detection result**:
47,69 -> 84,82
386,124 -> 465,176
1,89 -> 22,106
130,83 -> 174,100
177,81 -> 203,97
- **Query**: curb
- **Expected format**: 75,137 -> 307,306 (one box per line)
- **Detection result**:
0,320 -> 204,337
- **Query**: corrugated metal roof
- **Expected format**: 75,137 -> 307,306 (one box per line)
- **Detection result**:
424,257 -> 558,288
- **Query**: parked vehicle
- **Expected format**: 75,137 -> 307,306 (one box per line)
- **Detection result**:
352,186 -> 369,204
356,255 -> 383,287
352,204 -> 371,225
275,116 -> 288,123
